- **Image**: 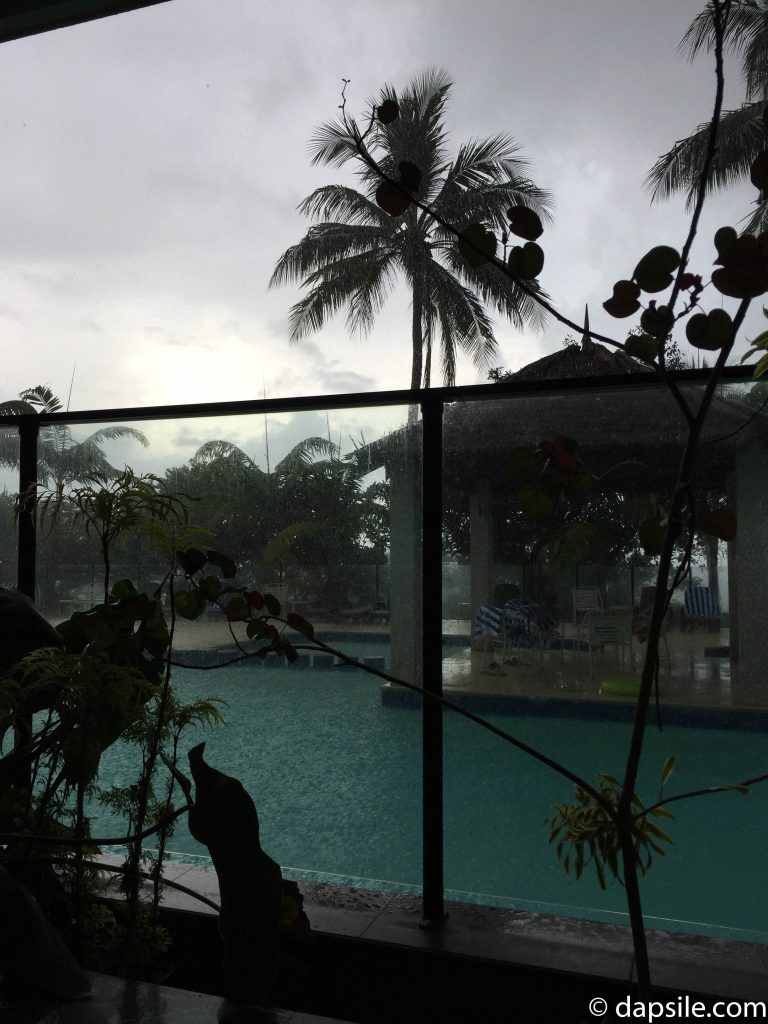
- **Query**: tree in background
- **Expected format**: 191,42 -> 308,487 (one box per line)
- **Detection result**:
0,385 -> 148,494
271,68 -> 552,389
647,0 -> 768,232
166,436 -> 389,611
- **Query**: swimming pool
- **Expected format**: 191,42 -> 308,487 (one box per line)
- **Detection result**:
90,644 -> 768,944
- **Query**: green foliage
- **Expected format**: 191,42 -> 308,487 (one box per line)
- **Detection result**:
547,766 -> 675,890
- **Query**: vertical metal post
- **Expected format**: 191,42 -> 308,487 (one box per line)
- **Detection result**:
17,418 -> 39,600
420,396 -> 445,927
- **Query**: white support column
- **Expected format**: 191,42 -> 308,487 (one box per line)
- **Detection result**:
470,485 -> 494,650
388,454 -> 422,686
733,442 -> 768,694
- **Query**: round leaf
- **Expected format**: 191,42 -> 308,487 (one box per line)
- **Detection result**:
603,280 -> 641,318
750,150 -> 768,192
287,612 -> 315,638
398,160 -> 422,192
713,226 -> 738,265
624,333 -> 658,363
698,508 -> 737,542
640,303 -> 673,338
507,241 -> 544,279
633,245 -> 680,293
376,99 -> 399,124
458,223 -> 496,267
685,309 -> 733,350
639,519 -> 666,556
376,180 -> 410,217
517,485 -> 553,521
507,205 -> 543,241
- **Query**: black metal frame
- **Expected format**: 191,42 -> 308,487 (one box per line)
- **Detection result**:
0,365 -> 755,925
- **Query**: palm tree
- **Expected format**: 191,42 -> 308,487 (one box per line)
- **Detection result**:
0,384 -> 149,492
647,1 -> 768,233
270,68 -> 552,389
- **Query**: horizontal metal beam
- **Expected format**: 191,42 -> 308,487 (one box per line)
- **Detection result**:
0,365 -> 755,430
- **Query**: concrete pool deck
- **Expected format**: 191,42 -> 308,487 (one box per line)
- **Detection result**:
169,617 -> 758,715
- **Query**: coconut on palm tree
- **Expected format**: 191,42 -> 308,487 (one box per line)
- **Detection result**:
647,0 -> 768,233
0,385 -> 148,492
270,68 -> 553,389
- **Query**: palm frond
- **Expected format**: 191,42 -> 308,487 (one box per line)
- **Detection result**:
275,437 -> 338,474
18,385 -> 62,414
422,261 -> 501,385
191,441 -> 258,468
286,248 -> 398,341
345,254 -> 398,336
82,426 -> 149,449
269,223 -> 392,289
680,1 -> 768,98
646,102 -> 765,205
297,185 -> 392,226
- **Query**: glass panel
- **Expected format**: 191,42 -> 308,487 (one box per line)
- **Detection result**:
36,404 -> 422,892
441,379 -> 768,942
0,427 -> 18,590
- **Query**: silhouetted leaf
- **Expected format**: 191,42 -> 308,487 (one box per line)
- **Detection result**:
517,485 -> 553,521
507,205 -> 543,241
640,303 -> 673,338
246,619 -> 278,639
603,280 -> 641,318
639,519 -> 666,556
713,226 -> 739,264
287,612 -> 314,638
225,595 -> 249,621
750,150 -> 768,192
176,590 -> 206,620
398,160 -> 422,192
376,99 -> 399,124
375,180 -> 410,217
504,446 -> 536,484
111,578 -> 138,601
625,334 -> 658,363
698,508 -> 737,542
206,550 -> 237,579
661,754 -> 675,789
633,245 -> 680,293
713,227 -> 768,295
507,241 -> 544,279
244,590 -> 265,609
686,309 -> 733,350
458,223 -> 497,267
200,575 -> 222,601
263,592 -> 282,616
178,548 -> 208,576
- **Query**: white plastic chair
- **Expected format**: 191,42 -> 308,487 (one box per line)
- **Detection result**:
587,608 -> 633,679
572,587 -> 603,654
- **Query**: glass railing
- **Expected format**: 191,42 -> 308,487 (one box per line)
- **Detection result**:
2,370 -> 767,939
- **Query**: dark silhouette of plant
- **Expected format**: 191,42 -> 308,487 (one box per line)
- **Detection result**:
270,69 -> 552,388
648,0 -> 768,233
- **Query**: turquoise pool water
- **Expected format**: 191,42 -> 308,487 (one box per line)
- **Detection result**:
88,643 -> 768,943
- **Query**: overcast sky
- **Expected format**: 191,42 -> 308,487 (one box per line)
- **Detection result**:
0,0 -> 763,469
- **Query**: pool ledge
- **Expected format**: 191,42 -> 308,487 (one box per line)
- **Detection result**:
157,868 -> 768,1003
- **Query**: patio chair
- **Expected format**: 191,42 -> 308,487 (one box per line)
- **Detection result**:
682,586 -> 720,631
587,608 -> 633,680
572,586 -> 603,654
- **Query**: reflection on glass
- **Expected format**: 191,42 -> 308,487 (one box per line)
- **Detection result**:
33,404 -> 422,892
440,381 -> 768,940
